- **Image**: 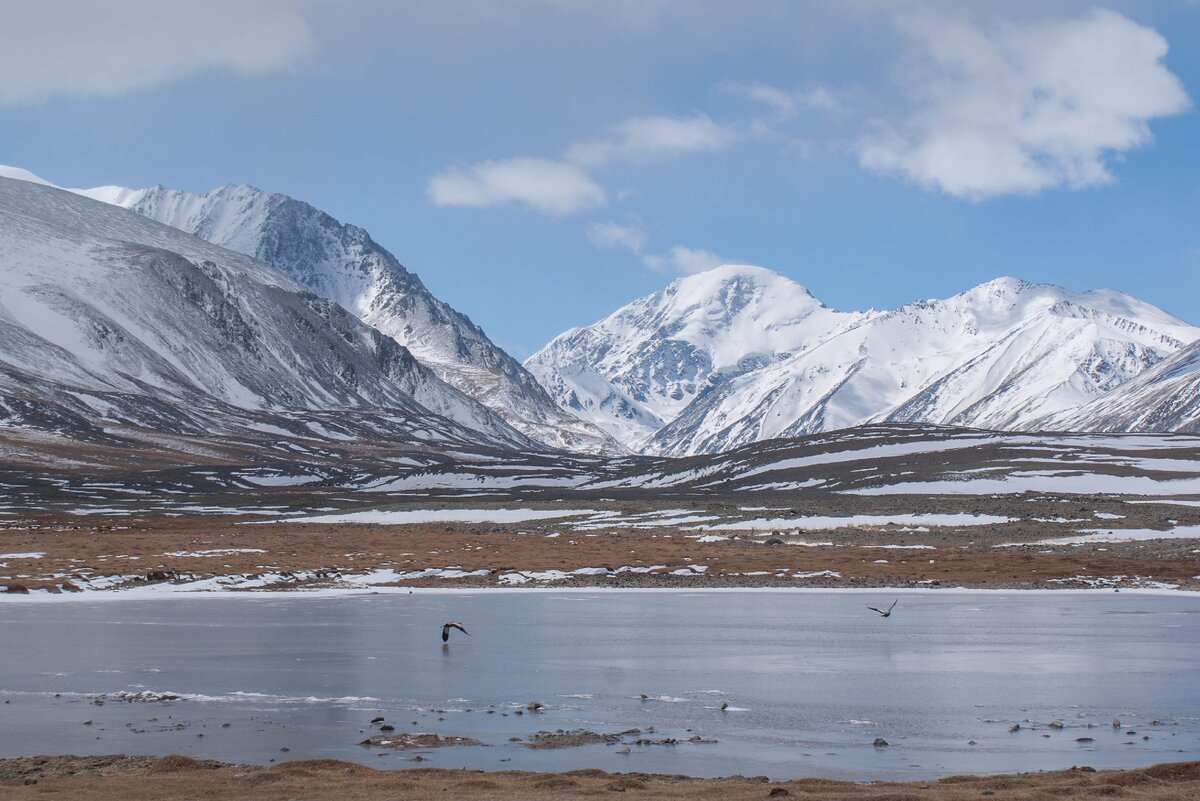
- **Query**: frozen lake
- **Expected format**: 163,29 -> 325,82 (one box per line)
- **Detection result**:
1,590 -> 1198,780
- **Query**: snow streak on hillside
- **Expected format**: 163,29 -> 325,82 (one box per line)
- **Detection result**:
1050,339 -> 1200,433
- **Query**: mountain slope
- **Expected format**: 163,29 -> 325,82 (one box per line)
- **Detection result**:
524,265 -> 864,448
648,276 -> 1197,455
75,182 -> 622,454
1046,339 -> 1200,433
0,175 -> 537,450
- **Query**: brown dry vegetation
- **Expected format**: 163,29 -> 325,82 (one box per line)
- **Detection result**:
2,511 -> 1198,593
2,755 -> 1199,800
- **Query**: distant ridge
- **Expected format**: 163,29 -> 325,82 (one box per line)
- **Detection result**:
528,267 -> 1199,454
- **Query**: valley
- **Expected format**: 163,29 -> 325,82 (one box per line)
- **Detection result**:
2,424 -> 1197,595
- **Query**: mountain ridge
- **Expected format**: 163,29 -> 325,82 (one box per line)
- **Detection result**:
0,174 -> 540,452
528,265 -> 1199,455
72,179 -> 624,455
5,165 -> 1196,457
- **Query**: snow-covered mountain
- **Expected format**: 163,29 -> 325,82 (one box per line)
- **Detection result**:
528,267 -> 1199,455
0,174 -> 537,450
1046,339 -> 1200,433
75,182 -> 622,454
524,265 -> 865,447
8,161 -> 1193,458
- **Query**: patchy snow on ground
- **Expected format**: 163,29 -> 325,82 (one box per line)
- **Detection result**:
1122,457 -> 1200,473
859,544 -> 936,550
277,508 -> 600,525
1016,525 -> 1200,546
846,474 -> 1200,496
162,548 -> 267,557
239,474 -> 322,487
700,513 -> 1014,531
1044,434 -> 1200,451
734,438 -> 1003,481
169,506 -> 277,515
571,512 -> 721,530
737,479 -> 826,491
1045,574 -> 1180,590
366,472 -> 589,491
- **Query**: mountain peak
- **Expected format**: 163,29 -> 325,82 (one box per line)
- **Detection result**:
670,263 -> 817,297
946,276 -> 1190,332
660,264 -> 826,320
973,275 -> 1038,293
679,263 -> 786,282
525,263 -> 858,449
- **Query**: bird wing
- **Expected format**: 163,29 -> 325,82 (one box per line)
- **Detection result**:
866,606 -> 884,614
886,600 -> 898,613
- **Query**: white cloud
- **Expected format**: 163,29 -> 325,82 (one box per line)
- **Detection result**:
587,220 -> 647,252
722,82 -> 840,119
428,157 -> 605,215
431,111 -> 739,217
643,244 -> 726,275
586,218 -> 725,275
567,113 -> 738,167
860,9 -> 1191,199
0,0 -> 314,106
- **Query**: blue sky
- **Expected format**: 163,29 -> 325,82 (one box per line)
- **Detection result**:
2,1 -> 1197,358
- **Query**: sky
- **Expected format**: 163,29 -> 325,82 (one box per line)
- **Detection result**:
2,0 -> 1198,359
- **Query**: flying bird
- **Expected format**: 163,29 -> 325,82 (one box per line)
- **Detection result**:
867,600 -> 898,618
442,621 -> 470,642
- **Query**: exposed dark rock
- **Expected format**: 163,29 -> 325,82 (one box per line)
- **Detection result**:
358,732 -> 482,749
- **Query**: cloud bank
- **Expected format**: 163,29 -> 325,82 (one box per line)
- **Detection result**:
0,0 -> 314,106
859,9 -> 1191,199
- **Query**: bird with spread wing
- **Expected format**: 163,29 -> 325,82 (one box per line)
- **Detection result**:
867,600 -> 898,618
442,621 -> 470,642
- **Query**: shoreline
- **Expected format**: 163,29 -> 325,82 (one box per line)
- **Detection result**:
2,754 -> 1198,800
2,582 -> 1199,602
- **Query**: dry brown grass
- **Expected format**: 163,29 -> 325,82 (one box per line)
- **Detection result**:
2,513 -> 1198,592
2,755 -> 1199,800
